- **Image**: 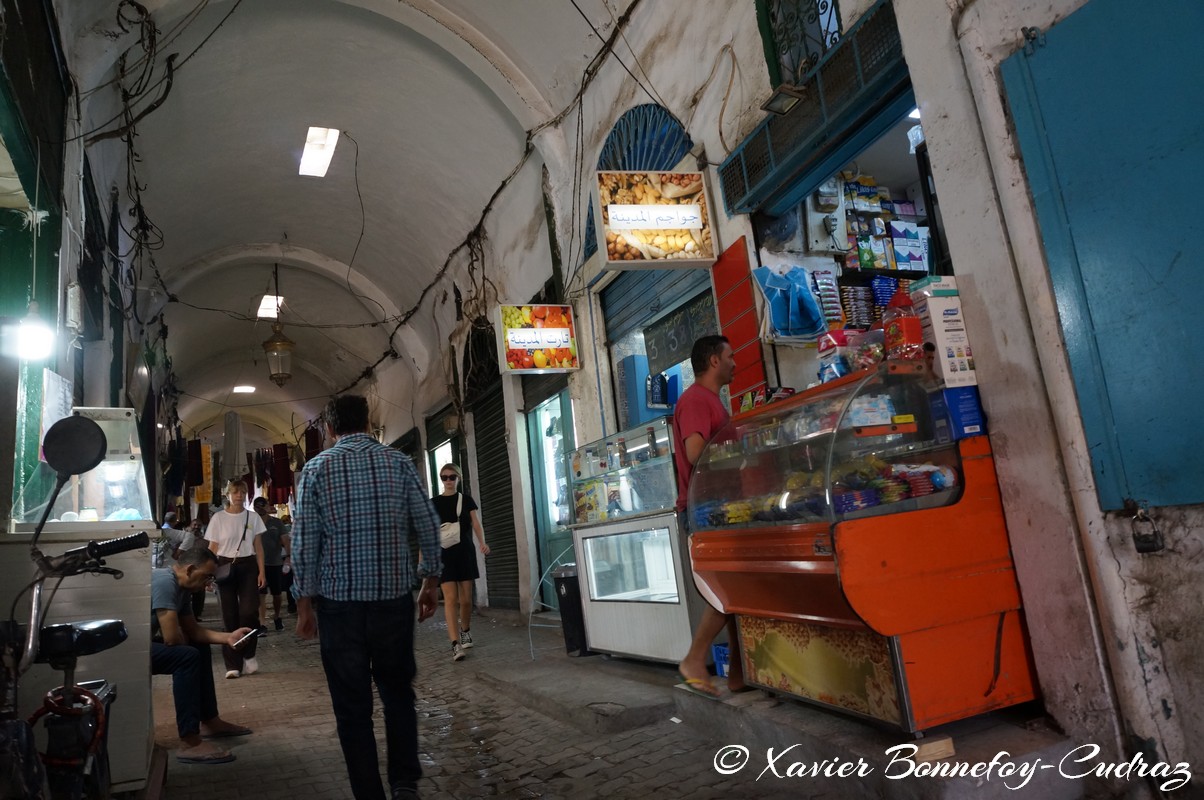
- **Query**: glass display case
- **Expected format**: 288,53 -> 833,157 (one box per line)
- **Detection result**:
569,416 -> 709,662
570,416 -> 674,524
686,363 -> 1037,732
10,407 -> 154,534
687,362 -> 962,533
582,525 -> 678,603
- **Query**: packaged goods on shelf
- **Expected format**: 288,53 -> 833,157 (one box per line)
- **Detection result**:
914,291 -> 977,387
930,386 -> 986,440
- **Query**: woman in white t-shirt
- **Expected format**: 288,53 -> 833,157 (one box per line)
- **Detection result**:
205,480 -> 267,678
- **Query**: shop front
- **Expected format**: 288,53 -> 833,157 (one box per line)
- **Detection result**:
691,0 -> 1039,730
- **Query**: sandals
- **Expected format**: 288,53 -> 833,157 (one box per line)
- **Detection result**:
678,674 -> 722,698
176,743 -> 236,764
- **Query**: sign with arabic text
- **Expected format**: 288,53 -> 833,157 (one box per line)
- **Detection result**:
497,304 -> 580,374
596,171 -> 716,270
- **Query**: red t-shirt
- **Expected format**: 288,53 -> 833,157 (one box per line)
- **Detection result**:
672,383 -> 730,511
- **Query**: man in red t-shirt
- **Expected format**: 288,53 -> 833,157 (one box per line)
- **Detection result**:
673,335 -> 743,696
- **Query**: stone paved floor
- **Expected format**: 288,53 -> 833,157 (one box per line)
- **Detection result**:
152,605 -> 816,799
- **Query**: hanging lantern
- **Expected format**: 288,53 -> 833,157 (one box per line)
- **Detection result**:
262,321 -> 295,387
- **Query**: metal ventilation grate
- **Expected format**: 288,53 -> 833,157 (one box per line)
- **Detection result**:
583,104 -> 693,261
719,0 -> 907,216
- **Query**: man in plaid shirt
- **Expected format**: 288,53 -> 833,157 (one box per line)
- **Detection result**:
292,394 -> 442,800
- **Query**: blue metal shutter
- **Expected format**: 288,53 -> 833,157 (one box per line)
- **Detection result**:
1000,0 -> 1204,509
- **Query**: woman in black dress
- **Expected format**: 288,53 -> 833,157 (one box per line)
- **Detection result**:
433,464 -> 489,661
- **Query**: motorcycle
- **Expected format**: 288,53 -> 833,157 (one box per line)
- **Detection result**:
0,414 -> 149,799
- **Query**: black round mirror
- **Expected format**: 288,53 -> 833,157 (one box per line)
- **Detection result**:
42,415 -> 108,478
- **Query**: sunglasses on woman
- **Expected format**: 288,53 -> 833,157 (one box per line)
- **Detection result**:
441,474 -> 457,481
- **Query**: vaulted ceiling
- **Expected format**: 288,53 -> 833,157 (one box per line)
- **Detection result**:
55,0 -> 613,449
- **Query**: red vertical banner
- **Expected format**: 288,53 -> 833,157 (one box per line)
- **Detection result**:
711,237 -> 767,412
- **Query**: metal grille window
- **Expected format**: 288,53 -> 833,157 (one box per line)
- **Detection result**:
757,0 -> 843,87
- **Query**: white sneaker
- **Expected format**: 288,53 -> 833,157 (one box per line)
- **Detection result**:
451,642 -> 466,662
224,670 -> 240,680
459,629 -> 474,649
242,657 -> 259,675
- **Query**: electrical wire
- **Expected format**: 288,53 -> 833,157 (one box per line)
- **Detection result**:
337,132 -> 387,322
567,0 -> 670,115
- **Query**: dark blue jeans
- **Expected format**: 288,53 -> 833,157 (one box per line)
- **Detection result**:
316,595 -> 419,800
150,642 -> 218,739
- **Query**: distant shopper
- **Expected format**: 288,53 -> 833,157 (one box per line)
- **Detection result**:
292,394 -> 443,800
205,480 -> 267,679
253,497 -> 290,631
433,463 -> 489,662
151,546 -> 255,764
674,335 -> 745,697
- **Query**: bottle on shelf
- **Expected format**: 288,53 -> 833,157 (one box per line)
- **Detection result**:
572,449 -> 582,479
605,441 -> 617,471
616,437 -> 628,468
645,426 -> 659,459
583,448 -> 595,478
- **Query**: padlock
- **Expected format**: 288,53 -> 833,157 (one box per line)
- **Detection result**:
1131,513 -> 1164,554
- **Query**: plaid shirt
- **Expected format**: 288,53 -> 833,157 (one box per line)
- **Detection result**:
291,433 -> 442,601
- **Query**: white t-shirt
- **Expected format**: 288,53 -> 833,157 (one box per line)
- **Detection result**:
205,508 -> 266,559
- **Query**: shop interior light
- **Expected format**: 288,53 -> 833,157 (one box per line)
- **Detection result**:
17,301 -> 54,360
298,126 -> 340,177
232,385 -> 256,394
257,294 -> 283,319
908,107 -> 921,119
761,84 -> 807,116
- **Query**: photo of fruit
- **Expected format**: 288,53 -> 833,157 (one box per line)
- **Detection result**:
499,304 -> 580,373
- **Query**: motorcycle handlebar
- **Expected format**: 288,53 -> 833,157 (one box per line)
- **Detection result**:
63,532 -> 150,561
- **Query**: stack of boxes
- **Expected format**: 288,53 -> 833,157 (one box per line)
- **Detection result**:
909,276 -> 986,440
889,220 -> 930,272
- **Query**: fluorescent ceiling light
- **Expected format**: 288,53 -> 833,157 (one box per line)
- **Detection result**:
258,294 -> 283,319
232,385 -> 256,394
299,126 -> 340,177
908,107 -> 921,119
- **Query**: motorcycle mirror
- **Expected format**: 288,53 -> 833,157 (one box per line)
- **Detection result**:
42,415 -> 108,479
29,416 -> 108,555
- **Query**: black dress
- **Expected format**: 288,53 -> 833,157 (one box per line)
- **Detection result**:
432,492 -> 479,582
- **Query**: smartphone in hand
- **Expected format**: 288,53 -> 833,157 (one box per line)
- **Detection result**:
232,629 -> 261,649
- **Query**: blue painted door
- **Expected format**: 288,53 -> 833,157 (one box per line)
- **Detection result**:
1000,0 -> 1204,510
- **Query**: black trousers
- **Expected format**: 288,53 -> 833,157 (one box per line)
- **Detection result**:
217,556 -> 259,670
316,595 -> 419,800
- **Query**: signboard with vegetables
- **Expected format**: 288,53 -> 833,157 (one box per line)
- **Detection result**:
595,171 -> 716,270
497,303 -> 580,374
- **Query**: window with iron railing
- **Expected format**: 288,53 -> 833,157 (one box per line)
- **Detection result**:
757,0 -> 843,87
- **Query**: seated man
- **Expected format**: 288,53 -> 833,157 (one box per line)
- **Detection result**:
151,546 -> 255,763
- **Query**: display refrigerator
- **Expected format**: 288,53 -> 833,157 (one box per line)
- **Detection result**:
687,363 -> 1038,732
4,408 -> 155,792
569,416 -> 708,662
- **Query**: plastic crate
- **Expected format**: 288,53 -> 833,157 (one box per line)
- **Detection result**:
711,643 -> 730,678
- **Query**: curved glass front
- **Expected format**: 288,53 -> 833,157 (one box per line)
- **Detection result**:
687,364 -> 964,531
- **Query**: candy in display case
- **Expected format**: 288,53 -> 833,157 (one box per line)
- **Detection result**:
686,363 -> 1037,732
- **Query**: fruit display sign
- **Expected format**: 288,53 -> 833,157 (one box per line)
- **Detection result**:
498,304 -> 580,374
595,170 -> 716,270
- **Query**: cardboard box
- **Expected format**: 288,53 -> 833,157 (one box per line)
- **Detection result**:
909,275 -> 959,298
930,386 -> 986,440
893,241 -> 923,270
914,294 -> 977,386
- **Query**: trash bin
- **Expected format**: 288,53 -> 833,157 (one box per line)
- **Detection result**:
552,565 -> 593,657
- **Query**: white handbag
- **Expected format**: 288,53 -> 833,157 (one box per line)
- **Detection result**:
439,493 -> 463,548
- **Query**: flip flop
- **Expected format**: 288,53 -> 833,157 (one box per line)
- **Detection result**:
176,745 -> 236,764
201,724 -> 252,739
678,675 -> 721,698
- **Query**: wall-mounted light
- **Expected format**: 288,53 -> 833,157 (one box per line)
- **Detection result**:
761,84 -> 807,116
17,301 -> 54,360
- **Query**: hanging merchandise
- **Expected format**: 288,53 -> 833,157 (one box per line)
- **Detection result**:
752,266 -> 826,341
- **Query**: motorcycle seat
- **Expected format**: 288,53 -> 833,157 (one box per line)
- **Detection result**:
37,620 -> 127,662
